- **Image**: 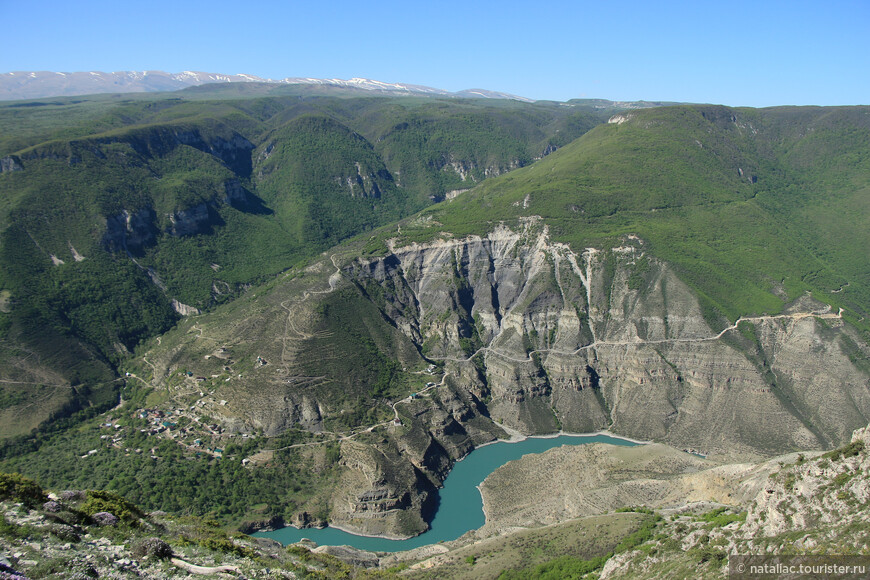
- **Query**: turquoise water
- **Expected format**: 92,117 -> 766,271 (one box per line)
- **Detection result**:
255,433 -> 638,552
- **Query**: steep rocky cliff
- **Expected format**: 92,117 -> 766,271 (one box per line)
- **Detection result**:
102,208 -> 159,253
141,218 -> 870,536
350,219 -> 868,458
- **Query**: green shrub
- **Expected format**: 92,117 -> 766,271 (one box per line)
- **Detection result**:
688,545 -> 727,565
498,554 -> 609,579
0,472 -> 47,505
80,490 -> 143,524
287,544 -> 312,561
696,507 -> 746,527
0,515 -> 33,539
614,515 -> 662,552
193,534 -> 256,559
823,440 -> 865,462
132,536 -> 174,560
833,471 -> 855,487
616,506 -> 654,514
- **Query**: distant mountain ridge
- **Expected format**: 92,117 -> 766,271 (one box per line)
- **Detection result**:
0,70 -> 534,101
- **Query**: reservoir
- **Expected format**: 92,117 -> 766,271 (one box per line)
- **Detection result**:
256,433 -> 639,552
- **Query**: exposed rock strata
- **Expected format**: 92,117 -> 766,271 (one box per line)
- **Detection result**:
144,220 -> 870,536
351,221 -> 868,458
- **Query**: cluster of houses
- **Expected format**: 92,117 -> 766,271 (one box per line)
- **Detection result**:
136,409 -> 181,435
126,407 -> 234,458
81,421 -> 150,459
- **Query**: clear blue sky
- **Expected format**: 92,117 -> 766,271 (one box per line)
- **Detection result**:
2,0 -> 868,107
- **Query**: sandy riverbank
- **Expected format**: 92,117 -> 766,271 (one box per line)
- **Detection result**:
472,425 -> 653,452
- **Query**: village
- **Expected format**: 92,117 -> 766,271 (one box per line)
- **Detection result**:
79,406 -> 243,462
80,362 -> 257,463
80,359 -> 446,465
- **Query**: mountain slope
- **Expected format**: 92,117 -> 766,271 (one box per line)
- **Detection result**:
411,105 -> 870,332
94,103 -> 870,533
0,92 -> 610,438
1,102 -> 868,538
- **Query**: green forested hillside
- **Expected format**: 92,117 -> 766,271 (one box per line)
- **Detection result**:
2,99 -> 868,441
395,105 -> 870,335
0,90 -> 612,436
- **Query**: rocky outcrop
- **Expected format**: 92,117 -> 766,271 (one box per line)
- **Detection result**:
290,511 -> 325,529
743,425 -> 870,538
172,130 -> 254,177
349,221 -> 869,458
223,178 -> 251,208
435,155 -> 523,184
346,162 -> 390,198
102,184 -> 245,258
0,155 -> 22,173
444,159 -> 477,182
103,183 -> 255,254
167,202 -> 212,236
105,125 -> 254,176
328,440 -> 435,538
102,208 -> 158,253
171,299 -> 201,316
238,515 -> 285,534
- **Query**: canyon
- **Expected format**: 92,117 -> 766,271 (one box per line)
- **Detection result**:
142,218 -> 870,537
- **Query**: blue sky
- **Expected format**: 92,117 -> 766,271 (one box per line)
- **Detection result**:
2,0 -> 868,107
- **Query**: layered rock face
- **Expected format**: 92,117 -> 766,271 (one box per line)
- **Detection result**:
349,220 -> 869,459
145,220 -> 870,537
